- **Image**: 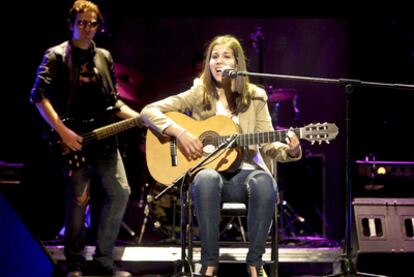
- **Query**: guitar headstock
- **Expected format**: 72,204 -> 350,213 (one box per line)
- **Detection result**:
301,122 -> 339,145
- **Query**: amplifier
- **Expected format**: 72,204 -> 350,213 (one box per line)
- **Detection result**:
356,160 -> 414,178
0,161 -> 24,186
355,160 -> 414,197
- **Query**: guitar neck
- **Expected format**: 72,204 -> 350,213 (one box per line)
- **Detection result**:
219,128 -> 301,147
82,116 -> 141,145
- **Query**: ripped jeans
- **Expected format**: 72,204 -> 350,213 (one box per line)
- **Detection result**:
63,149 -> 130,269
191,168 -> 277,268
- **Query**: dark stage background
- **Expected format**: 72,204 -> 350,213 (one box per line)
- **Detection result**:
1,0 -> 413,253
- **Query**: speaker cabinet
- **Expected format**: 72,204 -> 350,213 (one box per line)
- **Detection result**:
353,197 -> 414,253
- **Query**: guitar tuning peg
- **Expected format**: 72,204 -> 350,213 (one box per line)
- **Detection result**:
318,141 -> 322,145
311,140 -> 315,145
326,140 -> 330,144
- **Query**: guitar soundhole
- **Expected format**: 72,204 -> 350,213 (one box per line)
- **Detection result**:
200,130 -> 220,156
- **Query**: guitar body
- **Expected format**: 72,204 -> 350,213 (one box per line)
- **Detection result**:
45,119 -> 96,169
146,112 -> 242,185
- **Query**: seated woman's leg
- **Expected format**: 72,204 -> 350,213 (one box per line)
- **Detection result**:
191,169 -> 223,271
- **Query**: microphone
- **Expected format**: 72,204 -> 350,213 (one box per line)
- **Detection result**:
221,68 -> 238,79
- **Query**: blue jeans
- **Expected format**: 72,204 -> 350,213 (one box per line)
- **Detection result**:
191,168 -> 277,267
63,149 -> 130,269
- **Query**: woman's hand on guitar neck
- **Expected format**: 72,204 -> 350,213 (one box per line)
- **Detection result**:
285,130 -> 300,158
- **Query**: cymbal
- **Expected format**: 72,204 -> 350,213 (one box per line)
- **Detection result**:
267,88 -> 297,103
114,63 -> 145,103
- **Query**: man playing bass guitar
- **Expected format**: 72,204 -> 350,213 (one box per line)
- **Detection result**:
30,1 -> 140,276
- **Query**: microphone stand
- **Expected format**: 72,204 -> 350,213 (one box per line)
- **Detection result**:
162,134 -> 240,277
232,70 -> 414,277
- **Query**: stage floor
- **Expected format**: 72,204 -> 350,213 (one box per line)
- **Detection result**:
46,243 -> 343,277
46,245 -> 342,264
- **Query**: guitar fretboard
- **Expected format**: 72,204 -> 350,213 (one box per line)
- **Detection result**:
214,128 -> 301,147
82,117 -> 141,145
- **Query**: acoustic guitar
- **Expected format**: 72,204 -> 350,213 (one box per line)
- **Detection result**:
146,112 -> 338,185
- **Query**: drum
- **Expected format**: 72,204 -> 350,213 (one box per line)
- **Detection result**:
267,87 -> 299,129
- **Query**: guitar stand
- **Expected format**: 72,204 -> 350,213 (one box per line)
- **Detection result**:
157,195 -> 180,245
279,199 -> 308,238
120,221 -> 136,237
137,192 -> 180,245
134,182 -> 153,245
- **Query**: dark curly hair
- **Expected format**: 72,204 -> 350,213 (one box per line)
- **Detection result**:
67,0 -> 103,25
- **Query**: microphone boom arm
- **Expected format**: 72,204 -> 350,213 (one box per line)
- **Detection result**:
234,70 -> 414,91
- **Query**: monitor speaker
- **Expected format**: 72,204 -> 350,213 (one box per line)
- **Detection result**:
352,197 -> 414,276
353,197 -> 414,253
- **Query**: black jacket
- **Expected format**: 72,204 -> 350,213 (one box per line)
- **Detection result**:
30,40 -> 123,118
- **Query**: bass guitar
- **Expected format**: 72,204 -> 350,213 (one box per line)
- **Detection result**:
48,116 -> 141,169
